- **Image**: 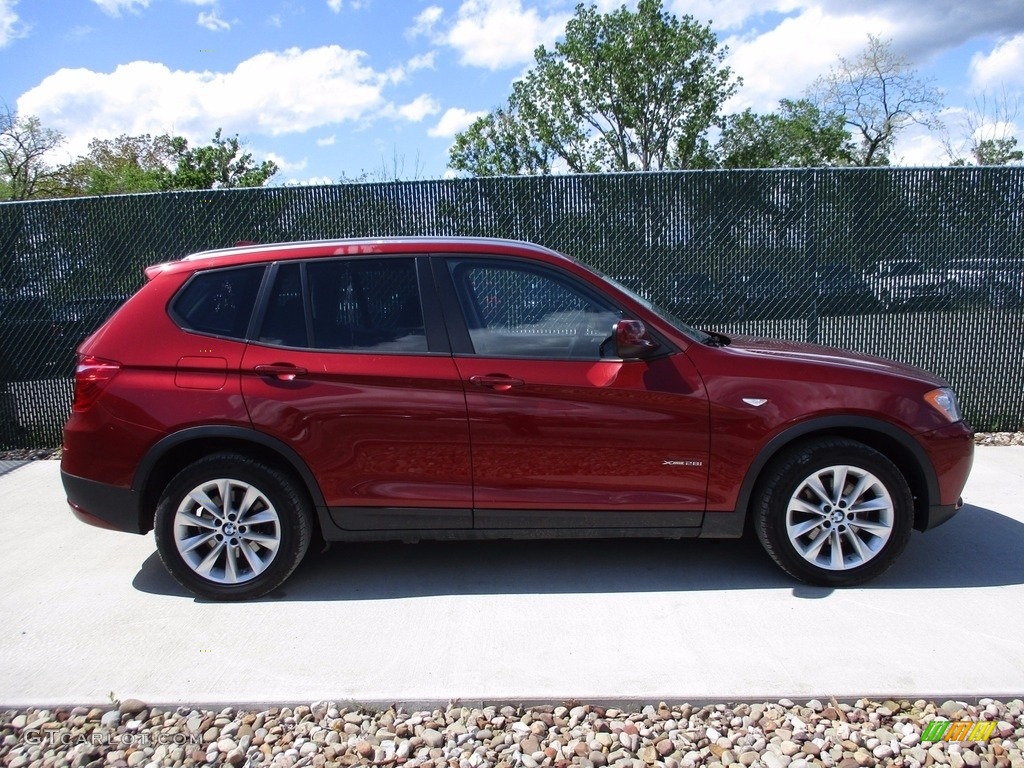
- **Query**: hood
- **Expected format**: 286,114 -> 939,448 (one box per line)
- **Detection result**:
722,335 -> 948,387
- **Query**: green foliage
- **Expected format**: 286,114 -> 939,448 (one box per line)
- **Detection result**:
448,105 -> 555,176
164,129 -> 278,190
0,107 -> 65,200
714,99 -> 854,168
48,128 -> 278,198
449,0 -> 738,176
973,137 -> 1023,166
57,134 -> 175,196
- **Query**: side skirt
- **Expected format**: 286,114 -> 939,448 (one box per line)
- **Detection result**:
316,506 -> 729,542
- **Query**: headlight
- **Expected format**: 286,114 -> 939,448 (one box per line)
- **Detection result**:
924,387 -> 963,422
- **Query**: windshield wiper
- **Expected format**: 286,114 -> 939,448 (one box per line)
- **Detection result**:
703,331 -> 731,347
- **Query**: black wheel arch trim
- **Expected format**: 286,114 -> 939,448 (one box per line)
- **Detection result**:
733,415 -> 939,531
133,425 -> 328,516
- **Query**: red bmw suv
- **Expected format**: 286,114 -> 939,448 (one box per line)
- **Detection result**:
61,238 -> 974,600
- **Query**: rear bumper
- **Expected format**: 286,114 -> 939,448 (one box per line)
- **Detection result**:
921,497 -> 964,532
61,470 -> 145,534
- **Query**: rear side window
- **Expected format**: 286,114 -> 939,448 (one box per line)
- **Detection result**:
306,258 -> 427,353
172,265 -> 264,339
258,263 -> 307,347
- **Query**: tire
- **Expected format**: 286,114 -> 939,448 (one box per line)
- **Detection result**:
752,438 -> 913,587
154,453 -> 313,600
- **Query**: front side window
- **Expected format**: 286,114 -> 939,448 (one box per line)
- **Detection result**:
448,260 -> 620,359
172,265 -> 264,339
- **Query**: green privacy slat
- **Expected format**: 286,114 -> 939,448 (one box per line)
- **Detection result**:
1,167 -> 1022,448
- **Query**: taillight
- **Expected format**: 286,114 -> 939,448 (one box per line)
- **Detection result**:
72,355 -> 121,412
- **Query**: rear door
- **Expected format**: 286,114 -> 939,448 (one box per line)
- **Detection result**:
240,256 -> 473,531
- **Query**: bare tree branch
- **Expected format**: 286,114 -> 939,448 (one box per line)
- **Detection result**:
809,35 -> 943,166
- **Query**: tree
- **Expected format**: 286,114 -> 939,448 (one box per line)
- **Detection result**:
164,129 -> 278,189
57,133 -> 177,196
944,88 -> 1023,166
448,0 -> 738,176
57,129 -> 277,196
338,149 -> 430,183
714,99 -> 854,168
971,137 -> 1023,166
0,106 -> 65,200
448,103 -> 556,176
810,35 -> 943,166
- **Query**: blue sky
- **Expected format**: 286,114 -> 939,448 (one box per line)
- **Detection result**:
2,0 -> 1023,184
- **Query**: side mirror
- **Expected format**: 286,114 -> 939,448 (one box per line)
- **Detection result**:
614,319 -> 660,359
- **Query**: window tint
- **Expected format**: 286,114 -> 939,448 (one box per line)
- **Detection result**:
173,265 -> 264,339
258,263 -> 307,347
448,260 -> 620,359
307,258 -> 427,353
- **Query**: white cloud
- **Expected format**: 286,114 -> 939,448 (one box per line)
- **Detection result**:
264,152 -> 307,173
197,10 -> 230,31
722,7 -> 894,113
1,0 -> 27,47
317,134 -> 336,146
91,0 -> 150,17
666,0 -> 803,31
398,94 -> 441,121
970,34 -> 1024,91
285,175 -> 334,186
327,0 -> 342,12
892,124 -> 949,165
409,6 -> 443,37
443,0 -> 571,70
407,52 -> 436,72
429,107 -> 486,137
16,46 -> 398,159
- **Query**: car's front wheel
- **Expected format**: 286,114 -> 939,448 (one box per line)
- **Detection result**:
154,454 -> 312,600
753,438 -> 913,586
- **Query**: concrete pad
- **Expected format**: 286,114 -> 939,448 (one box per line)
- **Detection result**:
1,448 -> 1022,708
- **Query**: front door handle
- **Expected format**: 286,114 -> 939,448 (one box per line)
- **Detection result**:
469,374 -> 525,391
254,363 -> 307,381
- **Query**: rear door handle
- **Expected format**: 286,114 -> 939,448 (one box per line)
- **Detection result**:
469,374 -> 525,391
254,363 -> 307,381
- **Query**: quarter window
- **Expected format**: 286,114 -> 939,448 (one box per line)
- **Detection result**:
172,265 -> 264,340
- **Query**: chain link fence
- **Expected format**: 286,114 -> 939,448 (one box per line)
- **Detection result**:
1,167 -> 1022,448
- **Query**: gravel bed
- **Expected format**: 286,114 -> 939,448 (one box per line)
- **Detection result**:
1,698 -> 1022,768
973,433 -> 1024,447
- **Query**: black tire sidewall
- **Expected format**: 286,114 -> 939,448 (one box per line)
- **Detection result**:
154,454 -> 312,600
754,439 -> 914,587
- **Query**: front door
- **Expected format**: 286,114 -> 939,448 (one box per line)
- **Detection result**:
441,257 -> 710,529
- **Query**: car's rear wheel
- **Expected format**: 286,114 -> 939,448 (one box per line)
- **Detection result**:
753,438 -> 913,586
154,454 -> 312,600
